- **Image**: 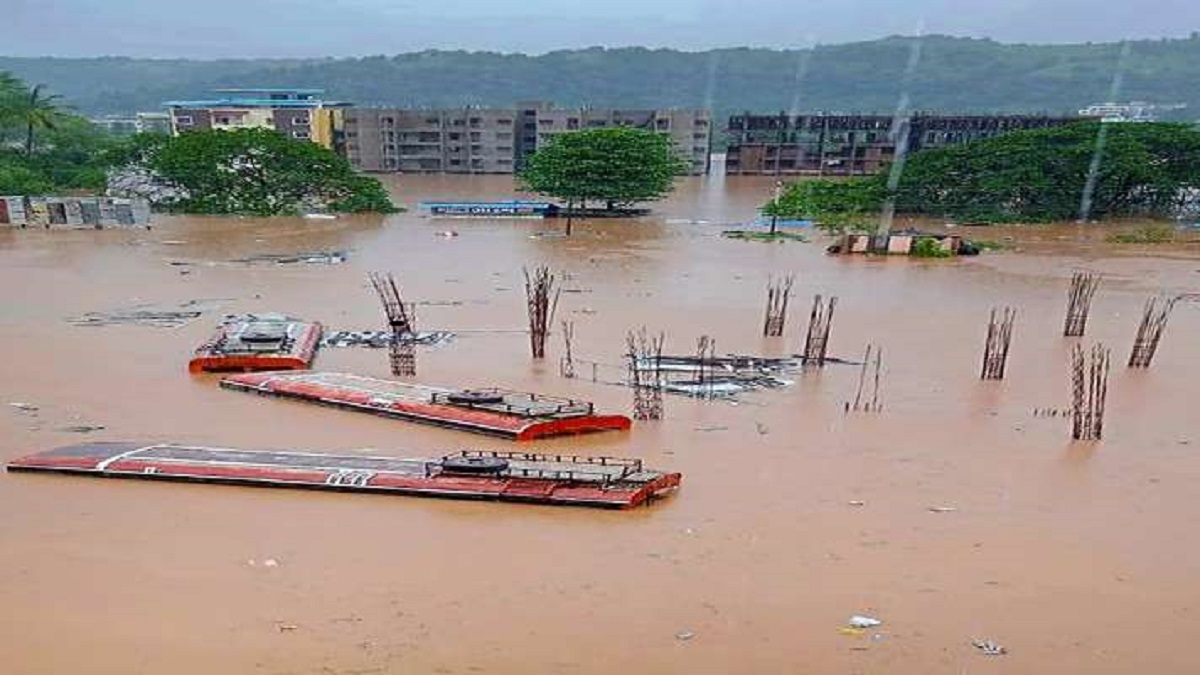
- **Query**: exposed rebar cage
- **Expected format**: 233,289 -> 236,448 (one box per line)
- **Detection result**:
560,320 -> 576,378
1128,295 -> 1177,368
802,294 -> 837,366
763,274 -> 795,337
524,265 -> 561,359
694,335 -> 717,400
368,271 -> 417,376
1063,271 -> 1102,337
846,344 -> 884,413
980,307 -> 1016,380
626,329 -> 664,420
1071,343 -> 1110,441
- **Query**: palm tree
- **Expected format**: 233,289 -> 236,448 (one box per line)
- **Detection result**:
0,71 -> 25,141
15,84 -> 64,156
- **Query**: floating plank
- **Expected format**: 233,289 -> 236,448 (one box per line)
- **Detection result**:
6,443 -> 680,509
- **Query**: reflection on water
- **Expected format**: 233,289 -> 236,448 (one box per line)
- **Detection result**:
1,175 -> 1199,674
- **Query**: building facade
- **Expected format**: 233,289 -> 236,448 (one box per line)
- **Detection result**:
163,88 -> 350,150
725,113 -> 1082,175
344,108 -> 518,174
344,102 -> 711,175
92,112 -> 172,136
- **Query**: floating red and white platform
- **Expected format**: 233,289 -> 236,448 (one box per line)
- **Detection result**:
6,442 -> 680,509
219,371 -> 632,441
189,314 -> 322,373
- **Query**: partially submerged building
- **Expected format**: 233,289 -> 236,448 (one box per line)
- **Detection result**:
725,113 -> 1082,175
344,102 -> 711,175
164,88 -> 351,150
0,196 -> 150,228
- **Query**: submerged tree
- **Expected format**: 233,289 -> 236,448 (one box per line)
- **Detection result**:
121,128 -> 398,216
519,127 -> 688,230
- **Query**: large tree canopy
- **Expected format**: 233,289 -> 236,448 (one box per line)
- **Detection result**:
889,121 -> 1200,222
117,127 -> 397,216
768,121 -> 1200,225
518,127 -> 688,210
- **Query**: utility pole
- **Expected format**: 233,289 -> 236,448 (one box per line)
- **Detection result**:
770,180 -> 783,234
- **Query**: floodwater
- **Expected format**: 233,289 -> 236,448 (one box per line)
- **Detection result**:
2,174 -> 1199,674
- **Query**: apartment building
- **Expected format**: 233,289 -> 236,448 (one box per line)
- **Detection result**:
725,113 -> 1081,175
344,102 -> 711,175
343,108 -> 518,173
163,88 -> 351,150
516,102 -> 711,175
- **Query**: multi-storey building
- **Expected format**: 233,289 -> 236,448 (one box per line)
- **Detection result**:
725,113 -> 1082,175
163,88 -> 351,150
344,108 -> 518,173
344,102 -> 711,175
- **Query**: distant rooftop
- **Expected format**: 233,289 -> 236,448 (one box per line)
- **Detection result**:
165,87 -> 348,109
213,88 -> 326,94
164,98 -> 351,109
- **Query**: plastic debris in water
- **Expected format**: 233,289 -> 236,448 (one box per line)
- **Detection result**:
675,630 -> 695,641
848,615 -> 882,629
928,506 -> 958,513
972,639 -> 1007,656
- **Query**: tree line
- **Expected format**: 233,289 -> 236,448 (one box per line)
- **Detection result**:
765,121 -> 1200,225
4,36 -> 1200,122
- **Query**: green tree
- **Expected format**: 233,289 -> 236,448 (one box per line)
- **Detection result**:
889,121 -> 1200,222
765,178 -> 885,233
130,127 -> 396,215
4,83 -> 66,156
519,127 -> 688,232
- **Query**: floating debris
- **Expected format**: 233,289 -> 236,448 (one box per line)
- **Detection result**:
927,506 -> 958,513
69,299 -> 228,328
321,330 -> 455,348
9,402 -> 39,413
675,630 -> 696,641
59,425 -> 105,434
971,639 -> 1007,656
231,250 -> 347,266
848,615 -> 883,629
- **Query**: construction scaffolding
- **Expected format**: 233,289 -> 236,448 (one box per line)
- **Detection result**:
368,272 -> 416,376
846,344 -> 884,413
762,274 -> 795,337
1063,271 -> 1102,337
524,265 -> 560,359
1128,295 -> 1177,368
980,307 -> 1016,380
1071,343 -> 1110,441
694,335 -> 718,400
626,329 -> 665,420
802,294 -> 837,366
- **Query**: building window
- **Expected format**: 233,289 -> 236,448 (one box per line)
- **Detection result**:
449,159 -> 461,166
448,133 -> 461,140
497,119 -> 512,125
695,119 -> 709,127
292,130 -> 311,139
567,118 -> 579,130
452,119 -> 465,126
469,117 -> 481,126
469,132 -> 481,141
496,132 -> 512,140
694,133 -> 707,140
292,116 -> 308,125
175,115 -> 193,125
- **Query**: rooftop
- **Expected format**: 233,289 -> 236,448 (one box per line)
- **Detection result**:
163,98 -> 351,109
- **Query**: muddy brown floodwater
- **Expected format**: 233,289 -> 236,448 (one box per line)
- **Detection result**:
2,174 -> 1199,674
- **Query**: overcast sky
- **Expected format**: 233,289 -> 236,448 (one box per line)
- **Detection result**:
7,0 -> 1200,58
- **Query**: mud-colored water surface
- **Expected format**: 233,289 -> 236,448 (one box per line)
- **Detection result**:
2,175 -> 1199,674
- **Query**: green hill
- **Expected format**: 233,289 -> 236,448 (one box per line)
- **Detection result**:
3,36 -> 1198,123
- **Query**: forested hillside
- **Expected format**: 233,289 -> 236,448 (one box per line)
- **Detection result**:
3,36 -> 1198,120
